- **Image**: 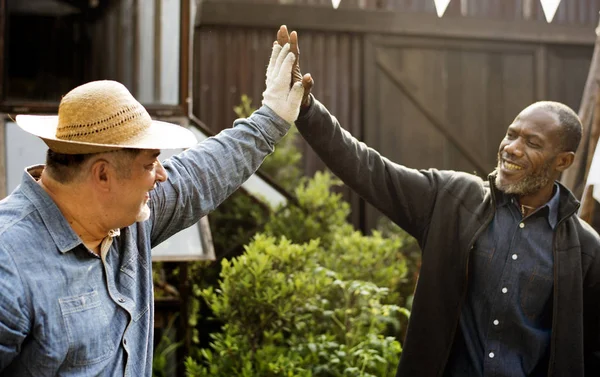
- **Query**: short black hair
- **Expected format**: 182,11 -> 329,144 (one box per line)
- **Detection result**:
45,148 -> 142,183
45,150 -> 94,183
529,101 -> 582,153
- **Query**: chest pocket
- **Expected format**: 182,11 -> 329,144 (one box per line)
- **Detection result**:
519,265 -> 553,321
58,290 -> 115,366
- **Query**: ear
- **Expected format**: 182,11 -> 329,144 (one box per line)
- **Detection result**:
554,151 -> 575,172
89,159 -> 113,191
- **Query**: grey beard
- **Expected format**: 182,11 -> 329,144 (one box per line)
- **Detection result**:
495,160 -> 553,196
136,203 -> 151,222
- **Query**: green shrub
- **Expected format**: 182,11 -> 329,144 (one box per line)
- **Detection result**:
186,235 -> 404,377
264,171 -> 352,248
320,230 -> 408,308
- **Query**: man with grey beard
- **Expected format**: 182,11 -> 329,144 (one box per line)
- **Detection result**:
280,23 -> 600,376
296,92 -> 600,377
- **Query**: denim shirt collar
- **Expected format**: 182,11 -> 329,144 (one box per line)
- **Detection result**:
496,182 -> 561,229
20,165 -> 83,253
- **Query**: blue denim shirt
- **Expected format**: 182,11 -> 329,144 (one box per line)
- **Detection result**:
0,106 -> 289,377
445,184 -> 560,377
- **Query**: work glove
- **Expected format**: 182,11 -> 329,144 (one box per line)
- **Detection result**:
262,43 -> 304,124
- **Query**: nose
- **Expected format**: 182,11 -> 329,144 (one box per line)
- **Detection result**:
502,138 -> 524,158
155,161 -> 168,183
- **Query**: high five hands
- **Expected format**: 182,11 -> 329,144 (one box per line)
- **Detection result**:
277,25 -> 314,108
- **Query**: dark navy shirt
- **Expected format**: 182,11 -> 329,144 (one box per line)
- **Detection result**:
445,184 -> 560,377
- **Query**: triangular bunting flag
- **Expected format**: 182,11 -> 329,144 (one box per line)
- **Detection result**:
434,0 -> 451,18
540,0 -> 561,23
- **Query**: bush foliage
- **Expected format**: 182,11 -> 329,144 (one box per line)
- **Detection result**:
186,235 -> 406,377
185,171 -> 416,376
153,95 -> 420,377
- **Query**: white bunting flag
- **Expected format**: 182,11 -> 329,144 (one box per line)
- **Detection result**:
434,0 -> 451,18
540,0 -> 561,23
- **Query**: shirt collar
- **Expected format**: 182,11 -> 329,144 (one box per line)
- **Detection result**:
20,165 -> 84,253
545,183 -> 560,229
497,183 -> 560,229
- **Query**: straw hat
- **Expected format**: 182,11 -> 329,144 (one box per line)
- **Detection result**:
15,80 -> 197,154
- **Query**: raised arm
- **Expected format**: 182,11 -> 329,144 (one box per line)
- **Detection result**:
277,25 -> 443,239
149,43 -> 305,245
295,96 -> 444,240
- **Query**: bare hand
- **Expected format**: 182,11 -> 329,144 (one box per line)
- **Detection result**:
277,25 -> 313,107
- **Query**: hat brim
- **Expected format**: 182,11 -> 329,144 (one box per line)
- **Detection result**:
15,115 -> 198,154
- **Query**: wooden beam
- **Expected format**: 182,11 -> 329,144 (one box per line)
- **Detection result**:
561,18 -> 600,197
0,0 -> 5,104
196,1 -> 595,46
179,0 -> 190,116
578,84 -> 600,224
0,118 -> 6,199
132,0 -> 140,97
154,0 -> 162,102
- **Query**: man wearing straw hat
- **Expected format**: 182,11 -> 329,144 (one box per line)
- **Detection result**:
0,40 -> 307,375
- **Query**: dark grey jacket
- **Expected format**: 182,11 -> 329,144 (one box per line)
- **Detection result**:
295,97 -> 600,377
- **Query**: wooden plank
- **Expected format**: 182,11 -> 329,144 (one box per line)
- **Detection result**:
448,50 -> 491,173
362,35 -> 378,231
132,0 -> 140,97
561,22 -> 600,195
179,0 -> 190,115
0,118 -> 5,199
154,0 -> 162,102
196,1 -> 596,45
535,45 -> 548,100
0,0 -> 5,103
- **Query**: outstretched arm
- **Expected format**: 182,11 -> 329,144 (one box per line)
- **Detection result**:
149,43 -> 304,246
279,25 -> 442,240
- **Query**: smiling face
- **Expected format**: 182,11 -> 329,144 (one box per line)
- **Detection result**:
495,107 -> 564,201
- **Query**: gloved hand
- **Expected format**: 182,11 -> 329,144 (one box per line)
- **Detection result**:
262,43 -> 304,124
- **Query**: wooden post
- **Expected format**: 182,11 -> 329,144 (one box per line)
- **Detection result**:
578,84 -> 600,223
561,15 -> 600,198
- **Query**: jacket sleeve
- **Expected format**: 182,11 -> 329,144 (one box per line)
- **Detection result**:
583,242 -> 600,374
0,245 -> 30,371
295,95 -> 446,242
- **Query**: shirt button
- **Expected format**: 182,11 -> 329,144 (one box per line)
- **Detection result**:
519,223 -> 525,228
493,319 -> 499,326
118,297 -> 125,303
512,254 -> 518,260
502,287 -> 508,294
489,352 -> 495,359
